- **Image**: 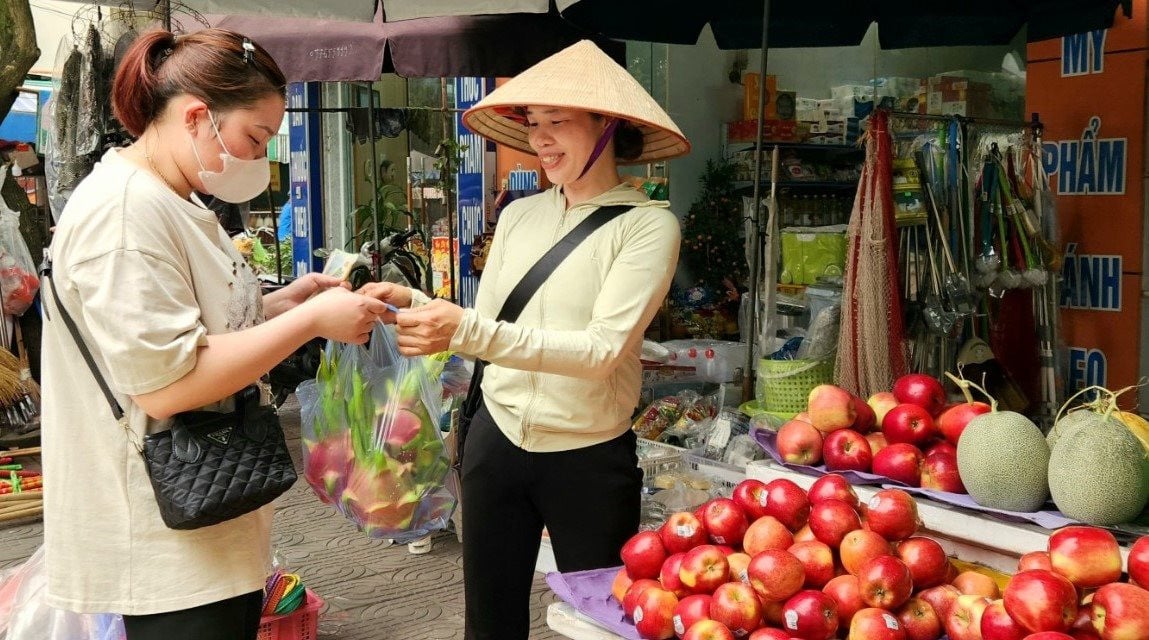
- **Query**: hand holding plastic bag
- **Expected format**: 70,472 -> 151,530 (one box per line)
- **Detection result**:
298,323 -> 457,542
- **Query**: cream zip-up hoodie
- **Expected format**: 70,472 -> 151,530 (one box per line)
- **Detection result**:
414,183 -> 680,452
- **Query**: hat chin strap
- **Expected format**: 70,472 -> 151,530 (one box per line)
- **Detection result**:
576,118 -> 620,180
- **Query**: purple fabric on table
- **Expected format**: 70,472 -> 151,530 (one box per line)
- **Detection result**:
546,567 -> 641,640
894,485 -> 1078,529
752,428 -> 907,486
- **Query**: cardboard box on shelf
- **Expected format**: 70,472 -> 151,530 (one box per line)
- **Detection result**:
726,119 -> 799,144
927,75 -> 993,118
742,73 -> 777,120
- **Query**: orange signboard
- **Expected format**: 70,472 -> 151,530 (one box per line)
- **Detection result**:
1026,3 -> 1145,397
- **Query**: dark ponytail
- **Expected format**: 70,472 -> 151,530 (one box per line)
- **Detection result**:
613,121 -> 644,162
111,28 -> 287,137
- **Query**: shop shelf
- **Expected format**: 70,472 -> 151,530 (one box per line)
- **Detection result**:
733,180 -> 859,191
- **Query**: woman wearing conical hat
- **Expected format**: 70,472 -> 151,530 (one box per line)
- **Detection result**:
361,40 -> 690,638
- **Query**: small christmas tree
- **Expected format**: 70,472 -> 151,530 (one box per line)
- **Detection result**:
672,159 -> 747,339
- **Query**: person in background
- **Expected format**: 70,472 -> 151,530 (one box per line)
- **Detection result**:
359,40 -> 690,639
40,28 -> 387,640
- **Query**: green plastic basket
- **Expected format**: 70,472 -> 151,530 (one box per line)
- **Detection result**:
755,358 -> 835,415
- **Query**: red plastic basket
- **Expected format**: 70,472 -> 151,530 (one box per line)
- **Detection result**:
257,588 -> 324,640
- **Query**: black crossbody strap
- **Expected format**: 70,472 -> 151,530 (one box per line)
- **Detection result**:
41,258 -> 125,420
494,204 -> 631,323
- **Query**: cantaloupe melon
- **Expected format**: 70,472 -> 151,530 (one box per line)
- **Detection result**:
1047,408 -> 1109,450
957,411 -> 1050,512
1048,414 -> 1149,525
1115,411 -> 1149,453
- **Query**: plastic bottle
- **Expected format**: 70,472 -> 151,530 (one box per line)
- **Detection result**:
701,348 -> 722,383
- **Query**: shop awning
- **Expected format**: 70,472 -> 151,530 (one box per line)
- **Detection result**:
49,0 -> 378,23
556,0 -> 1133,49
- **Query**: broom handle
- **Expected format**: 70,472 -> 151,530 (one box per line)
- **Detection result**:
0,447 -> 40,458
0,504 -> 42,523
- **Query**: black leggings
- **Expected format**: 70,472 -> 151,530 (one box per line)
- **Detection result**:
122,590 -> 262,640
461,403 -> 643,640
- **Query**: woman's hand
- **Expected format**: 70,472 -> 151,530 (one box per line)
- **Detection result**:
264,273 -> 348,318
301,287 -> 389,344
394,299 -> 464,356
357,281 -> 413,323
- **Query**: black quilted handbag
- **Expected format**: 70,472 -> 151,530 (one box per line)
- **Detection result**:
43,259 -> 297,530
141,386 -> 297,529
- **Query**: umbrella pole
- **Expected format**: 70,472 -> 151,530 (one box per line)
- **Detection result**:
742,0 -> 773,404
367,81 -> 382,281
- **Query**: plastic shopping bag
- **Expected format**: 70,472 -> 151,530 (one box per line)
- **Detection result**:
0,546 -> 124,640
298,323 -> 457,542
0,174 -> 39,316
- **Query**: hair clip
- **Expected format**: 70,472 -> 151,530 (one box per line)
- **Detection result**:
242,38 -> 255,64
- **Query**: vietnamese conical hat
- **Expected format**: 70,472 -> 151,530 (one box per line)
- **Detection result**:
462,40 -> 690,165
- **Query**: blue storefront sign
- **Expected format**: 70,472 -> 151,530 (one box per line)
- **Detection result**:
455,77 -> 490,308
288,83 -> 324,275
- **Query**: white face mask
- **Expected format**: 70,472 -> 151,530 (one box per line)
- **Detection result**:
189,111 -> 270,203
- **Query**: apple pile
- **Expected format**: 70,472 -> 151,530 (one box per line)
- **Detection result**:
615,473 -> 968,640
775,374 -> 988,491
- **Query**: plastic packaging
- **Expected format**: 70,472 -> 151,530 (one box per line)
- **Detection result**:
0,546 -> 125,640
298,323 -> 457,542
0,173 -> 40,316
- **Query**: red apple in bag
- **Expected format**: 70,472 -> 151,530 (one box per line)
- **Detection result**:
661,512 -> 709,554
633,587 -> 680,640
883,404 -> 939,446
781,590 -> 840,640
808,499 -> 862,548
1048,525 -> 1122,589
807,384 -> 856,433
871,443 -> 924,487
1090,582 -> 1149,640
897,598 -> 943,640
1003,570 -> 1078,633
710,582 -> 765,636
892,374 -> 946,416
776,419 -> 824,466
673,594 -> 713,638
858,555 -> 914,610
896,536 -> 950,589
849,607 -> 907,640
623,530 -> 669,580
747,548 -> 805,602
808,473 -> 858,508
732,479 -> 771,521
703,498 -> 750,547
980,599 -> 1026,640
763,478 -> 811,531
823,429 -> 874,473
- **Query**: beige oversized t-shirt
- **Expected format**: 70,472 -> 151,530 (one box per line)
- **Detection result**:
41,149 -> 273,615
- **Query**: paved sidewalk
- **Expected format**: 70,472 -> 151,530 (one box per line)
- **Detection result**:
0,396 -> 563,639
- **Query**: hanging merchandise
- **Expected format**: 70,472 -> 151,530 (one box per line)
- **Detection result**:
836,110 -> 908,397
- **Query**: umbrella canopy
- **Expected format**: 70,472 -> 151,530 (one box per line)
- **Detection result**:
556,0 -> 1132,49
189,9 -> 624,81
50,0 -> 378,22
380,0 -> 548,21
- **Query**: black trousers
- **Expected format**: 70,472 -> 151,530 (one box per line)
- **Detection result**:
122,590 -> 262,640
461,403 -> 642,640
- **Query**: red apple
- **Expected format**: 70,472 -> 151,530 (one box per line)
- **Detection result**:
924,440 -> 958,459
679,546 -> 731,595
863,489 -> 921,541
694,500 -> 713,525
868,392 -> 900,427
892,374 -> 946,416
634,587 -> 680,640
714,545 -> 736,557
776,419 -> 825,466
920,452 -> 966,493
1070,606 -> 1100,640
936,401 -> 991,444
711,581 -> 765,636
918,584 -> 961,620
1048,526 -> 1122,589
867,432 -> 890,457
871,442 -> 925,486
898,598 -> 943,640
808,499 -> 862,548
748,628 -> 791,640
849,607 -> 907,640
781,590 -> 840,640
945,594 -> 990,640
747,548 -> 805,602
673,594 -> 713,638
660,553 -> 690,598
883,404 -> 939,446
858,555 -> 914,610
682,619 -> 736,640
808,384 -> 857,433
823,575 -> 865,627
764,478 -> 812,532
851,395 -> 877,433
703,498 -> 750,547
1024,633 -> 1075,640
626,579 -> 663,619
726,553 -> 752,584
612,567 -> 634,603
793,524 -> 816,543
744,516 -> 795,556
733,479 -> 771,521
661,512 -> 710,554
953,570 -> 1000,598
1091,582 -> 1149,640
789,540 -> 836,589
1018,551 -> 1054,573
1003,570 -> 1078,633
840,529 -> 892,576
808,474 -> 859,508
624,531 -> 670,580
981,599 -> 1026,640
823,429 -> 874,473
1128,536 -> 1149,589
896,537 -> 950,589
760,598 -> 785,627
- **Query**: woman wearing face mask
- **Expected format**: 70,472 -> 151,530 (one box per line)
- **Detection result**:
360,41 -> 690,639
39,29 -> 387,640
